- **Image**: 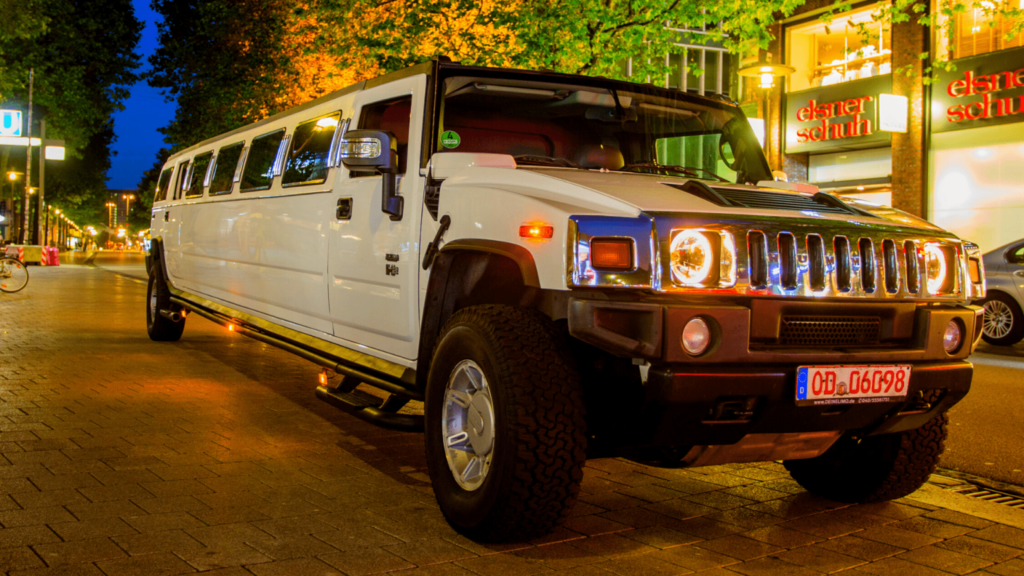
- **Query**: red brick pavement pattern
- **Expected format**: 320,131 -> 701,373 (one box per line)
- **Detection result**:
0,265 -> 1021,575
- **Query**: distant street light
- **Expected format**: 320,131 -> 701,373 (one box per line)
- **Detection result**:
122,193 -> 134,234
105,202 -> 115,228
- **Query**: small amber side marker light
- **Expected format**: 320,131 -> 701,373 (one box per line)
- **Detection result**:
519,224 -> 554,239
319,371 -> 328,386
228,324 -> 235,332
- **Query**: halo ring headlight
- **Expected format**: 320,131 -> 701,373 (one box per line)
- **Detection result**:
671,230 -> 714,286
925,243 -> 947,294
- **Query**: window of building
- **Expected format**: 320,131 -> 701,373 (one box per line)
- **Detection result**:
209,142 -> 244,195
185,152 -> 212,198
154,168 -> 173,203
283,112 -> 342,186
240,130 -> 286,192
936,0 -> 1024,60
786,3 -> 891,92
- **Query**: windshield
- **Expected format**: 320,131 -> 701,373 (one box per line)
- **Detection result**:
436,76 -> 771,185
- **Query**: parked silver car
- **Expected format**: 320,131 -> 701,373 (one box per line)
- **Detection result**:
977,239 -> 1024,346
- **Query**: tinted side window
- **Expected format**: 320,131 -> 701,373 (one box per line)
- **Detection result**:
356,97 -> 411,176
154,168 -> 173,203
185,152 -> 213,198
173,161 -> 190,200
283,112 -> 341,187
1008,245 -> 1024,264
210,142 -> 244,195
241,130 -> 285,192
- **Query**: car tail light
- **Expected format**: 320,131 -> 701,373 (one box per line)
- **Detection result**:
590,238 -> 634,271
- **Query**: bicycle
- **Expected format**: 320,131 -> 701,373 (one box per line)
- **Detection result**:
0,257 -> 28,293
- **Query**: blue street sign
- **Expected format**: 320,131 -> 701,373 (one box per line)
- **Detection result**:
0,110 -> 22,137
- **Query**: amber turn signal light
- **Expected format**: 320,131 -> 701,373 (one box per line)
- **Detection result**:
519,224 -> 554,239
591,238 -> 634,271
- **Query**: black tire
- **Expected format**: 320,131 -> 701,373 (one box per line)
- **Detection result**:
0,257 -> 29,293
146,265 -> 185,342
979,292 -> 1024,346
424,305 -> 587,542
784,412 -> 948,503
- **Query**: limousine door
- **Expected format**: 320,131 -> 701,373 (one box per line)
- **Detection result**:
327,76 -> 427,361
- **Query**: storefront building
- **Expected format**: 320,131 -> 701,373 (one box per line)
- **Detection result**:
755,0 -> 1024,252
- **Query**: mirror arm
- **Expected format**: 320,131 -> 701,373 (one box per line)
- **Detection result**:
381,171 -> 403,221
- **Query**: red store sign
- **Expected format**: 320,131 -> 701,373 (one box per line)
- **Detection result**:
795,96 -> 875,142
944,69 -> 1024,122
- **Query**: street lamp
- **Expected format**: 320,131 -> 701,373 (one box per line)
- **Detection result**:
739,54 -> 796,161
105,202 -> 115,228
122,194 -> 134,235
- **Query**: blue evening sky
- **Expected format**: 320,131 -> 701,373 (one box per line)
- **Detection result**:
106,0 -> 176,190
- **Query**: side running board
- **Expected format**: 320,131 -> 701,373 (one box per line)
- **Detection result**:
169,294 -> 424,432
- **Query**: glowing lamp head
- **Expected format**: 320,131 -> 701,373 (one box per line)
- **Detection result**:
7,172 -> 16,181
759,73 -> 775,89
670,230 -> 714,286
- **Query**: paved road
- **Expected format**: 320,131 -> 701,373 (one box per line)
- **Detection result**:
0,263 -> 1020,574
87,252 -> 1024,488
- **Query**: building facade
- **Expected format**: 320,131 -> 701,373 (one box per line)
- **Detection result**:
753,0 -> 1024,252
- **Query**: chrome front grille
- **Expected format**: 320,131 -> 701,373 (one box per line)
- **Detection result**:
733,228 -> 964,300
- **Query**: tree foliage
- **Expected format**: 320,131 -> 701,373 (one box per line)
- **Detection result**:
0,0 -> 141,231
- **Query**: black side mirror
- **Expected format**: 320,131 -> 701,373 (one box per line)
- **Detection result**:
339,129 -> 403,221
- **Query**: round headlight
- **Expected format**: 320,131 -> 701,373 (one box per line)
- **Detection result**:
943,319 -> 963,354
682,317 -> 712,356
925,244 -> 947,294
671,230 -> 713,286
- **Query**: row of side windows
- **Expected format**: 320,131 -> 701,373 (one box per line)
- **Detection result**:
153,111 -> 346,204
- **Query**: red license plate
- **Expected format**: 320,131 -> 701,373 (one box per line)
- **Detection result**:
796,365 -> 912,406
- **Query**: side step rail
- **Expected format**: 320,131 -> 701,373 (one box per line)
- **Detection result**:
170,295 -> 425,432
315,385 -> 423,432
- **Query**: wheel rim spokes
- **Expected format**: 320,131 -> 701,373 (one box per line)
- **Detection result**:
983,301 -> 1014,339
0,260 -> 28,292
441,359 -> 495,491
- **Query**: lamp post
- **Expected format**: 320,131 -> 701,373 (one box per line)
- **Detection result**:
105,202 -> 115,228
738,54 -> 796,169
6,171 -> 18,242
122,193 -> 134,235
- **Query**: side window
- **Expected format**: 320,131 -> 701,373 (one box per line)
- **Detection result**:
209,142 -> 244,195
355,96 -> 412,176
185,152 -> 213,198
154,168 -> 173,203
1008,245 -> 1024,265
283,112 -> 341,187
173,161 -> 189,200
240,130 -> 286,192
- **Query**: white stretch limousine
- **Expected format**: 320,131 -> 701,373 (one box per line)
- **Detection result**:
148,59 -> 985,542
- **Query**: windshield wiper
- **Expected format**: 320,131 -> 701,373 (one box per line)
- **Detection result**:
514,155 -> 581,169
621,163 -> 730,183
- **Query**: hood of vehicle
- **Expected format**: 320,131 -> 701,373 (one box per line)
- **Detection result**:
520,167 -> 948,235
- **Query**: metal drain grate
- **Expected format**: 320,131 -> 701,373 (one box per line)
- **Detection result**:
949,485 -> 1024,509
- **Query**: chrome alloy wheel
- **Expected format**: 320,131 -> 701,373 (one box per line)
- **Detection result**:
441,359 -> 496,491
149,285 -> 159,322
983,299 -> 1014,339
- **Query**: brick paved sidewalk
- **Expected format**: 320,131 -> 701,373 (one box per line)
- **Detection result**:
0,265 -> 1022,576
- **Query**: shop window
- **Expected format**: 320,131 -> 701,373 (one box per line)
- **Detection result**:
786,3 -> 891,92
936,0 -> 1024,60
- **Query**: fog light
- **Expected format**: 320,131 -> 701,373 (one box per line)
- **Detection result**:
682,317 -> 711,356
943,319 -> 962,354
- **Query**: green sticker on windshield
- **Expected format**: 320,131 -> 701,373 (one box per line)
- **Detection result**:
441,130 -> 461,149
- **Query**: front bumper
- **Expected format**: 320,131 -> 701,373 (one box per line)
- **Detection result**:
568,297 -> 980,462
